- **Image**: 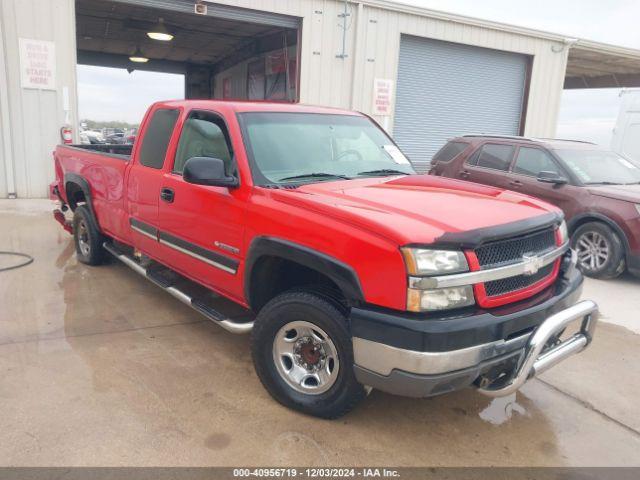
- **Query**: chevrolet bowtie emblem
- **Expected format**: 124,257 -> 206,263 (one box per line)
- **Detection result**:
522,253 -> 544,276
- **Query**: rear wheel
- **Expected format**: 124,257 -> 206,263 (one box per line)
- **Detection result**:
571,222 -> 625,279
73,205 -> 106,265
251,290 -> 366,419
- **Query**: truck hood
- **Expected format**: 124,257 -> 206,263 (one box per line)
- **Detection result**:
587,184 -> 640,203
272,175 -> 559,245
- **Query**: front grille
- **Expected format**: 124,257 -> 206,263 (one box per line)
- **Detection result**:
475,228 -> 556,269
484,263 -> 554,297
475,227 -> 558,299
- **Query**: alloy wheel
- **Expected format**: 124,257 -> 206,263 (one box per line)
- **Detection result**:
576,230 -> 610,271
77,219 -> 91,256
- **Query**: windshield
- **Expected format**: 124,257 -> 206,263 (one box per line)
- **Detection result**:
239,112 -> 415,185
555,149 -> 640,185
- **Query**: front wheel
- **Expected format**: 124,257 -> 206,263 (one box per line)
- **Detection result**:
571,222 -> 625,279
251,291 -> 366,419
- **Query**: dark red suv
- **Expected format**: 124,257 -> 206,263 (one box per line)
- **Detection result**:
430,135 -> 640,279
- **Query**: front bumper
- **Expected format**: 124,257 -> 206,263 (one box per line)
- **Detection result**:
351,250 -> 599,398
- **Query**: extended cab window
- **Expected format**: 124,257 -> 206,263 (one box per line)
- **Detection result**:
138,108 -> 179,169
473,143 -> 515,171
173,111 -> 233,175
432,141 -> 469,163
514,147 -> 559,177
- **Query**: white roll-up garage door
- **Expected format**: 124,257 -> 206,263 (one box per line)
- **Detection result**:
393,35 -> 528,172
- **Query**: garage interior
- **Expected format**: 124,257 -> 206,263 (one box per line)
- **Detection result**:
74,0 -> 300,103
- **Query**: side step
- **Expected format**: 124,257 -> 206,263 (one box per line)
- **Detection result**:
103,242 -> 254,334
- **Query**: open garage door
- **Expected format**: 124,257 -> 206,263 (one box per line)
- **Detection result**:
393,35 -> 529,172
76,0 -> 300,101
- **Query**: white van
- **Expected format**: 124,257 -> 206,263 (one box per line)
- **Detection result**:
611,89 -> 640,162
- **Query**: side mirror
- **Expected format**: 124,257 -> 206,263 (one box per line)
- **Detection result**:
183,157 -> 238,188
537,170 -> 568,185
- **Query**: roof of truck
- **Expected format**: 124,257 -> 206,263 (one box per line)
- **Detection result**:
155,99 -> 361,116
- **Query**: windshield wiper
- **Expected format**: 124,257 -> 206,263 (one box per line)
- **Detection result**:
357,169 -> 411,177
278,172 -> 351,182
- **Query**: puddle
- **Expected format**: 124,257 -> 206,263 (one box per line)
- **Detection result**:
479,393 -> 528,425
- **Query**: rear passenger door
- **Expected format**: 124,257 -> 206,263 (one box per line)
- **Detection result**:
127,106 -> 180,250
459,143 -> 515,189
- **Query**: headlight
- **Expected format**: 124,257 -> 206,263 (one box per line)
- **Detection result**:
635,204 -> 640,216
401,248 -> 469,275
557,220 -> 569,244
407,286 -> 475,312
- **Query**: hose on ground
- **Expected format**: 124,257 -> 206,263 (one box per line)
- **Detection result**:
0,251 -> 34,272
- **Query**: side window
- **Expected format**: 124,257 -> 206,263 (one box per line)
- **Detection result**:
475,144 -> 515,171
432,141 -> 469,163
173,111 -> 233,175
514,147 -> 559,176
138,109 -> 179,169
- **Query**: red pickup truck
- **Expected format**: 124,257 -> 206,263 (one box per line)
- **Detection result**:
51,100 -> 598,418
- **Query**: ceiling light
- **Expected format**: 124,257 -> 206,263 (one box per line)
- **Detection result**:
129,46 -> 149,63
147,18 -> 173,41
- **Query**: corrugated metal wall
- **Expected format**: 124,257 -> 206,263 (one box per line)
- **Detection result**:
207,0 -> 569,134
0,0 -> 570,197
394,35 -> 528,171
0,0 -> 79,198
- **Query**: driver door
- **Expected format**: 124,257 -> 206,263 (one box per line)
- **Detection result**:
506,146 -> 582,215
158,110 -> 245,300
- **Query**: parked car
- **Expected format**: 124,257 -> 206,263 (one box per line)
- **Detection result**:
50,101 -> 598,418
123,128 -> 137,145
105,132 -> 126,144
430,135 -> 640,279
79,129 -> 105,145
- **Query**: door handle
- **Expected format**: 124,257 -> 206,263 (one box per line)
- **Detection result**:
509,180 -> 523,188
459,170 -> 470,178
160,187 -> 175,203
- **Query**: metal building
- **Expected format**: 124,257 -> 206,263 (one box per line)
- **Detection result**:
2,0 -> 640,197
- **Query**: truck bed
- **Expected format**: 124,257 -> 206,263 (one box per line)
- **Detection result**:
53,143 -> 132,241
65,143 -> 132,160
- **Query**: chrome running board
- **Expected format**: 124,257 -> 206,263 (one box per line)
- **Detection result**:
103,242 -> 254,334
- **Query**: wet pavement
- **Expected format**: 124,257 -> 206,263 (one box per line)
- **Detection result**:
1,199 -> 639,466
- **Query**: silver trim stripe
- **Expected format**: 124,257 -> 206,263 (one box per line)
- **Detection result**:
409,242 -> 569,289
131,224 -> 157,241
159,238 -> 237,275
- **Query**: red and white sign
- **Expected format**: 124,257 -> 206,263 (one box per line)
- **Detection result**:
19,38 -> 56,90
372,78 -> 393,116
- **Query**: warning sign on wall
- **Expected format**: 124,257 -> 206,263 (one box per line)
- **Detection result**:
19,38 -> 56,90
372,78 -> 393,116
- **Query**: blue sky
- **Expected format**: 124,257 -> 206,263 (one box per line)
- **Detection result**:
77,0 -> 640,146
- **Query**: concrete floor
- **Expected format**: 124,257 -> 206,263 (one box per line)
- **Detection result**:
1,199 -> 639,467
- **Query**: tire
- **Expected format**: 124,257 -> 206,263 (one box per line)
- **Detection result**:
72,205 -> 106,265
251,290 -> 366,419
571,221 -> 625,279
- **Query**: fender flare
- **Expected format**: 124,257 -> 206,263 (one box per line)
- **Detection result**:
568,213 -> 630,253
64,173 -> 101,232
244,237 -> 365,308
